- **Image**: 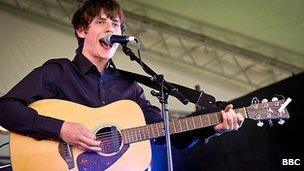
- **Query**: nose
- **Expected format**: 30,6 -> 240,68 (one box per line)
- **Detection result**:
105,22 -> 114,34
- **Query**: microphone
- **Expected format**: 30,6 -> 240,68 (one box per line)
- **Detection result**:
101,34 -> 137,45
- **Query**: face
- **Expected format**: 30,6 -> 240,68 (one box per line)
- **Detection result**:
76,10 -> 122,61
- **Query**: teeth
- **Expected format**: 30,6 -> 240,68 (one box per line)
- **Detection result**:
99,41 -> 112,49
99,39 -> 111,48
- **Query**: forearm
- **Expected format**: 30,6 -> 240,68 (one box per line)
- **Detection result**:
0,98 -> 64,140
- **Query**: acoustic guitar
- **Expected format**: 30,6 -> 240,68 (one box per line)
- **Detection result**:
9,98 -> 291,171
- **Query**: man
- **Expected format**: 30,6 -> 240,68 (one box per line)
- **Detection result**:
0,0 -> 244,169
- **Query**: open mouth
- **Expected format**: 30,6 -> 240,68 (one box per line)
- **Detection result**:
99,38 -> 112,49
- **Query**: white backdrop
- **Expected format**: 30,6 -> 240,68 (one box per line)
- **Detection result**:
0,9 -> 251,112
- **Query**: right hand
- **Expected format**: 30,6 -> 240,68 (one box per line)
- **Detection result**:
59,122 -> 101,152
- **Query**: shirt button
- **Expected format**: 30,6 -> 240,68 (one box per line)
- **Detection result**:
102,101 -> 105,104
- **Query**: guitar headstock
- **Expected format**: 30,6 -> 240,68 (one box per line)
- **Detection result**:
245,97 -> 291,127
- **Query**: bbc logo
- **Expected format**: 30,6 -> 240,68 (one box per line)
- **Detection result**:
282,159 -> 301,166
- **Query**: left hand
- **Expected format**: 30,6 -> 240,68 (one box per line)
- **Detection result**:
213,104 -> 244,132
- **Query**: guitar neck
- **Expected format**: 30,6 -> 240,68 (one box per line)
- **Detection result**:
122,108 -> 248,144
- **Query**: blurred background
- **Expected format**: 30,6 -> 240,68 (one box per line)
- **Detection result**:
0,0 -> 303,170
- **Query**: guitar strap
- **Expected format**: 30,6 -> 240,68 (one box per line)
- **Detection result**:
115,68 -> 216,108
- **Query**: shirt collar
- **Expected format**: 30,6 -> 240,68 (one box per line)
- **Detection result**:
72,52 -> 95,74
72,52 -> 115,74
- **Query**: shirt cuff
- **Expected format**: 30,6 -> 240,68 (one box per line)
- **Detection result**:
34,115 -> 64,140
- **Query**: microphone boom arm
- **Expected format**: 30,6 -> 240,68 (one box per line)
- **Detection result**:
121,45 -> 189,105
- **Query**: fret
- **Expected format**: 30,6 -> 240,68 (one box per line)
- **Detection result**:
184,119 -> 189,131
192,116 -> 196,128
159,123 -> 164,136
235,108 -> 247,119
157,123 -> 162,137
156,124 -> 161,136
194,116 -> 201,128
169,122 -> 176,134
131,128 -> 136,142
153,124 -> 158,137
124,130 -> 130,144
186,118 -> 190,129
138,128 -> 143,141
144,125 -> 150,140
134,128 -> 140,142
134,128 -> 139,141
199,115 -> 203,127
207,114 -> 211,125
140,128 -> 144,140
172,120 -> 177,134
142,127 -> 147,140
215,113 -> 219,123
147,124 -> 151,139
156,124 -> 160,137
125,129 -> 130,143
121,131 -> 127,144
141,126 -> 146,140
177,119 -> 182,133
209,113 -> 218,125
138,127 -> 143,141
201,115 -> 209,127
129,129 -> 134,143
151,124 -> 156,137
187,118 -> 194,130
217,113 -> 223,123
131,129 -> 135,143
147,126 -> 152,139
128,130 -> 132,143
135,128 -> 140,141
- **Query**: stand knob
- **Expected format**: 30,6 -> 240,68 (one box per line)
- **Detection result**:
268,119 -> 273,126
257,121 -> 264,127
278,119 -> 285,125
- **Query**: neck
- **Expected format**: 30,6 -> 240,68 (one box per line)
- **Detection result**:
91,58 -> 109,73
82,52 -> 110,73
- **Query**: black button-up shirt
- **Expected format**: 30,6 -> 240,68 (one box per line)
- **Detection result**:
0,52 -> 162,140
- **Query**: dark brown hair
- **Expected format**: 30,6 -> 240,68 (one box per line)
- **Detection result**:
71,0 -> 126,51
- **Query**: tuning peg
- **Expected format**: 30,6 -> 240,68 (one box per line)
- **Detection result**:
271,97 -> 278,101
268,119 -> 273,126
257,121 -> 264,127
278,119 -> 285,125
261,99 -> 268,103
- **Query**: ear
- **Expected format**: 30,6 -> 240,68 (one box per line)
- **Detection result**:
75,27 -> 86,39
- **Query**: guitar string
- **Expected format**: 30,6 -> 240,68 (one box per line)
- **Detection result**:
94,124 -> 199,144
93,118 -> 209,142
94,117 -> 203,137
94,120 -> 206,138
93,125 -> 169,143
92,116 -> 212,144
94,131 -> 159,143
94,127 -> 166,142
70,121 -> 215,149
94,124 -> 164,137
94,127 -> 162,137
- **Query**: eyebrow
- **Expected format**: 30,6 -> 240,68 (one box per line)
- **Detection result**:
96,16 -> 120,23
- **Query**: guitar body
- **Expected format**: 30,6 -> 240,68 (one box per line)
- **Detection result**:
9,99 -> 151,171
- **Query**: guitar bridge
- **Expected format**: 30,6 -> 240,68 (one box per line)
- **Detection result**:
58,141 -> 75,169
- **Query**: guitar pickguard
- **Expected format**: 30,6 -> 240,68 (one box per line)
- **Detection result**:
77,144 -> 130,171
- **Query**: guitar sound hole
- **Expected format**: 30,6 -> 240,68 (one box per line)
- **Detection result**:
95,126 -> 122,156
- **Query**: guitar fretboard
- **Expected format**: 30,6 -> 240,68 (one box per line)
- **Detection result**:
122,108 -> 246,144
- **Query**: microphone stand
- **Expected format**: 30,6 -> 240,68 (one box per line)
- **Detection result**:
122,45 -> 188,171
